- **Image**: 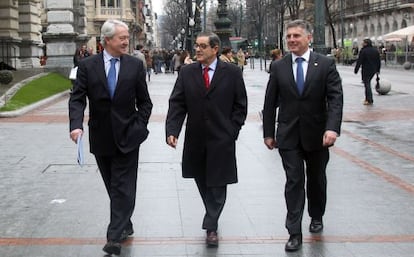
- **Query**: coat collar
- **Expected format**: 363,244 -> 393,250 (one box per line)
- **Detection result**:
192,59 -> 227,94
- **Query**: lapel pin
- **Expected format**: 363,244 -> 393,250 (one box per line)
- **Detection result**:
314,62 -> 318,66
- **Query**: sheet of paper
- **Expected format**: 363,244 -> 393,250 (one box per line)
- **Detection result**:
77,134 -> 84,166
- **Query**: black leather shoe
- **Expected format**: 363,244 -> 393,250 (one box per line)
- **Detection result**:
285,234 -> 302,252
206,230 -> 219,247
119,227 -> 134,242
103,241 -> 121,255
309,218 -> 323,233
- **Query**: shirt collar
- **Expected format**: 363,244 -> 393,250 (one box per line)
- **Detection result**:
292,49 -> 311,63
202,58 -> 218,71
103,50 -> 119,62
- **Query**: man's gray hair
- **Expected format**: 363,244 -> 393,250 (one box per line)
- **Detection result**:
100,19 -> 129,47
286,19 -> 313,35
197,31 -> 221,50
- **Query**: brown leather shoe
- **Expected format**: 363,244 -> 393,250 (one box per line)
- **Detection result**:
206,230 -> 219,247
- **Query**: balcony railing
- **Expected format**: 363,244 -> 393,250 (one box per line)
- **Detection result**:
98,7 -> 122,17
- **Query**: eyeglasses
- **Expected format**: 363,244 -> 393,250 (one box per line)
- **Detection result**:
194,43 -> 210,50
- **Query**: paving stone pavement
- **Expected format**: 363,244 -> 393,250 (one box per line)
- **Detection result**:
0,60 -> 413,257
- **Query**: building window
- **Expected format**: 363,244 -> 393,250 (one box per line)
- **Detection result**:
101,0 -> 120,7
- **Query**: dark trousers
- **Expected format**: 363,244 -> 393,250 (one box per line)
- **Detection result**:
195,176 -> 227,232
95,148 -> 139,242
363,73 -> 375,103
279,147 -> 329,235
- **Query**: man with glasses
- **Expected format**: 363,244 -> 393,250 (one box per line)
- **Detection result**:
166,32 -> 247,247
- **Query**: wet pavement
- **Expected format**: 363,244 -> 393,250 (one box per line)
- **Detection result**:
0,60 -> 413,257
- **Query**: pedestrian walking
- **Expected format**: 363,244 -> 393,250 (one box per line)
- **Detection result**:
171,50 -> 181,74
144,50 -> 152,81
268,48 -> 283,73
354,38 -> 381,105
73,44 -> 90,67
219,46 -> 235,63
259,48 -> 284,121
132,44 -> 147,71
236,48 -> 246,72
262,19 -> 343,252
165,31 -> 247,247
68,19 -> 152,256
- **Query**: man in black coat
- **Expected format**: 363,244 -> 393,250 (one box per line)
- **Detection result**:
263,20 -> 343,252
69,19 -> 152,255
166,31 -> 247,247
354,38 -> 381,105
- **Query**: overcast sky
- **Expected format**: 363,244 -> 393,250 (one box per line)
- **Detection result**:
152,0 -> 164,15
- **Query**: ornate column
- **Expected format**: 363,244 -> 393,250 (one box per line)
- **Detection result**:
42,0 -> 77,67
18,0 -> 44,68
0,0 -> 21,69
214,0 -> 232,49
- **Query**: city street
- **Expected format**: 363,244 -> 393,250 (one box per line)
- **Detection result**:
0,60 -> 413,257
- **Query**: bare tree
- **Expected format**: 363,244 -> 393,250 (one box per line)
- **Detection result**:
325,0 -> 340,49
246,0 -> 268,54
226,0 -> 245,37
286,0 -> 301,20
160,0 -> 189,48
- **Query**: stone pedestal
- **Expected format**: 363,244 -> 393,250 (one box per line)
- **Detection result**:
42,0 -> 77,68
214,0 -> 232,50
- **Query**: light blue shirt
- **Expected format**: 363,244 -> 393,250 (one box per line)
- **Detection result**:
292,50 -> 310,83
103,50 -> 120,82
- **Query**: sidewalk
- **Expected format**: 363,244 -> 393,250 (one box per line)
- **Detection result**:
0,61 -> 413,257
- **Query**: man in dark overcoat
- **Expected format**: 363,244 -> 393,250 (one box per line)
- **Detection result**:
354,38 -> 381,105
165,31 -> 247,247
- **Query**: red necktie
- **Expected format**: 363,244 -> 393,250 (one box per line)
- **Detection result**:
203,66 -> 210,89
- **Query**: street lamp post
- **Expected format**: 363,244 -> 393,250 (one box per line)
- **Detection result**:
188,18 -> 195,56
313,0 -> 326,54
180,28 -> 186,50
340,0 -> 344,49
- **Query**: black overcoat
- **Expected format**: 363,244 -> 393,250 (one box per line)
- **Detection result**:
354,46 -> 381,80
166,60 -> 248,187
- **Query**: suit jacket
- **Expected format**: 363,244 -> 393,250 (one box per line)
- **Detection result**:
263,52 -> 343,151
354,45 -> 381,79
69,52 -> 153,155
166,60 -> 248,187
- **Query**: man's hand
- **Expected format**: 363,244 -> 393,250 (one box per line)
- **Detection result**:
323,130 -> 338,147
70,129 -> 83,143
264,137 -> 277,150
167,135 -> 178,149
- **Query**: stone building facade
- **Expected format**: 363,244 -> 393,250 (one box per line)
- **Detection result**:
245,0 -> 414,52
0,0 -> 156,69
0,0 -> 43,69
328,0 -> 414,48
